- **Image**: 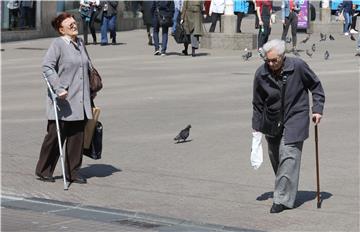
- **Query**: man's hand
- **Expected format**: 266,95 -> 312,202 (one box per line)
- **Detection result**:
180,19 -> 184,24
312,113 -> 322,125
58,90 -> 68,100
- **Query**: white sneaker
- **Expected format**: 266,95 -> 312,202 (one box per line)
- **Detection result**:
344,32 -> 349,36
350,29 -> 358,34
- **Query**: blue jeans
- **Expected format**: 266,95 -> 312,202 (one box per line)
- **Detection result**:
153,23 -> 169,53
101,15 -> 117,44
172,8 -> 180,33
344,12 -> 352,33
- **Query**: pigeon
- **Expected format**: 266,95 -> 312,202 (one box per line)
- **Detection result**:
350,34 -> 356,41
320,33 -> 326,42
324,50 -> 330,60
311,43 -> 316,52
306,49 -> 313,58
301,34 -> 311,43
329,34 -> 335,40
242,51 -> 252,61
174,125 -> 191,143
285,37 -> 292,44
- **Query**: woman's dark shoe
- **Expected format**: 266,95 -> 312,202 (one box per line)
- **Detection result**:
36,174 -> 55,182
67,176 -> 87,184
182,49 -> 188,56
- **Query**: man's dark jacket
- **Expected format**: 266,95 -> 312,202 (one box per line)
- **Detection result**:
252,56 -> 325,144
101,1 -> 118,17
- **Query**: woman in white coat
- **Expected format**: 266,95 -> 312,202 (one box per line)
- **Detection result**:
209,0 -> 225,32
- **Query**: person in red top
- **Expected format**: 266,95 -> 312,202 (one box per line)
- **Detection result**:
256,0 -> 273,52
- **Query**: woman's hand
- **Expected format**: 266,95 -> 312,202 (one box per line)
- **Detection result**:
58,90 -> 68,100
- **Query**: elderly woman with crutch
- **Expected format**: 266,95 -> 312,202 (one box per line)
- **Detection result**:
35,12 -> 93,186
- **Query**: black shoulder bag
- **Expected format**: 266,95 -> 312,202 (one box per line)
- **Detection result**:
260,75 -> 288,137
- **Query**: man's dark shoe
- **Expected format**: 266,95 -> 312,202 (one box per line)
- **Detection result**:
67,176 -> 87,184
36,175 -> 55,182
270,203 -> 288,213
111,40 -> 116,45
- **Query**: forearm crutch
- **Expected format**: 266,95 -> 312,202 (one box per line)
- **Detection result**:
42,74 -> 69,190
315,124 -> 321,208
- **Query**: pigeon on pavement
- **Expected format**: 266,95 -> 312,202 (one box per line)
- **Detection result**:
174,125 -> 191,143
324,50 -> 330,60
301,34 -> 311,43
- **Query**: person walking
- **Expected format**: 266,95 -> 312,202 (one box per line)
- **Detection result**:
151,1 -> 174,56
172,0 -> 184,36
181,0 -> 204,57
79,0 -> 100,44
100,0 -> 118,45
252,39 -> 325,213
36,12 -> 93,184
141,0 -> 154,45
256,0 -> 273,51
281,0 -> 301,53
341,0 -> 353,36
234,0 -> 249,33
209,0 -> 225,32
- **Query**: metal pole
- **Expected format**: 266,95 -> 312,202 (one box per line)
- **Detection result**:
43,74 -> 69,190
315,124 -> 321,208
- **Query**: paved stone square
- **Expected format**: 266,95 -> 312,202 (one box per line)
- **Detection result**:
1,20 -> 359,231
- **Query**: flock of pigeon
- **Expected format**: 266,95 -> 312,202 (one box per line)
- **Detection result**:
302,32 -> 333,60
242,32 -> 337,61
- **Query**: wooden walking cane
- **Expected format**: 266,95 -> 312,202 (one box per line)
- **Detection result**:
314,124 -> 322,208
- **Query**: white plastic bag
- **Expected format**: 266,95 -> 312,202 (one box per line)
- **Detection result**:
251,131 -> 263,170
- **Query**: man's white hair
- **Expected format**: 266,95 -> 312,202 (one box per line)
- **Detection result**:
263,39 -> 286,56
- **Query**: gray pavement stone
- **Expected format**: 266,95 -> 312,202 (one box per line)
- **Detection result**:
1,19 -> 359,231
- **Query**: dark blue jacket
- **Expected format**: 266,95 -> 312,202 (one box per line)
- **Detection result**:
151,1 -> 175,18
252,57 -> 325,144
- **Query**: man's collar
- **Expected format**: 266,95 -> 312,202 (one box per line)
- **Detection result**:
260,56 -> 295,76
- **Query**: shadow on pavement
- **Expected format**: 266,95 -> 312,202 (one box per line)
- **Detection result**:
79,164 -> 122,179
256,191 -> 333,208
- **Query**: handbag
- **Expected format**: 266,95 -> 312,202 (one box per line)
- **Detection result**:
174,23 -> 188,44
84,46 -> 103,92
84,107 -> 101,149
259,75 -> 288,137
338,10 -> 345,21
83,121 -> 103,160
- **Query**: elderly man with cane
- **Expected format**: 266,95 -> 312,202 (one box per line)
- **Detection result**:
252,39 -> 325,213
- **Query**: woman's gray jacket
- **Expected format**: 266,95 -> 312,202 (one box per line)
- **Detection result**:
252,56 -> 325,144
42,37 -> 93,121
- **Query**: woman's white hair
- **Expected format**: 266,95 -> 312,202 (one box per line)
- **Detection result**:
262,39 -> 286,56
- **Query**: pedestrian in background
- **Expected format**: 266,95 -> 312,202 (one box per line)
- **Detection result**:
341,0 -> 353,36
209,0 -> 225,33
79,0 -> 100,45
141,0 -> 154,45
172,0 -> 184,36
100,0 -> 118,45
7,0 -> 20,30
256,0 -> 273,52
19,1 -> 34,29
151,0 -> 174,56
234,0 -> 249,33
252,39 -> 325,213
281,0 -> 301,53
181,0 -> 204,57
36,13 -> 93,184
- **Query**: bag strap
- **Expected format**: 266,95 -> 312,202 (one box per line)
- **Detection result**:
83,43 -> 94,70
280,74 -> 288,125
